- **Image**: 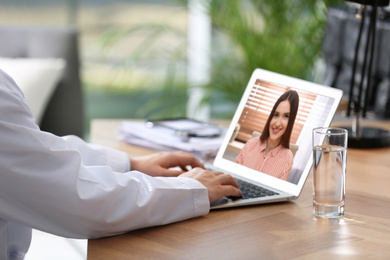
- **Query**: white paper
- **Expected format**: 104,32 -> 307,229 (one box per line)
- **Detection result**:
117,121 -> 226,162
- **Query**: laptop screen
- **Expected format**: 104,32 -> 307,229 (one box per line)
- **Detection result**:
213,69 -> 342,196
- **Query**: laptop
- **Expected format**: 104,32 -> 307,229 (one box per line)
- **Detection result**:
208,68 -> 343,209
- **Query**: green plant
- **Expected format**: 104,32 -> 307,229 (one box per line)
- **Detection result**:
99,0 -> 344,119
201,0 -> 344,117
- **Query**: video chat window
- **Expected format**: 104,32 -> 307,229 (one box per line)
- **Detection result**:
223,78 -> 335,184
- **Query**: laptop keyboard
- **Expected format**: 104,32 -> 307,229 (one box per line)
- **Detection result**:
229,178 -> 279,200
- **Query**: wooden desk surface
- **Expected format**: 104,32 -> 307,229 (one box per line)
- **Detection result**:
88,119 -> 390,259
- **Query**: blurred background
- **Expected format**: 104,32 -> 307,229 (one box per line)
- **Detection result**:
0,0 -> 343,139
0,0 -> 345,259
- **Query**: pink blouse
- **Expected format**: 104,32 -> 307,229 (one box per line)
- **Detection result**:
234,138 -> 293,181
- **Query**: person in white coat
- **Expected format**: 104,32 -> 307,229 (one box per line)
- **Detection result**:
0,69 -> 242,260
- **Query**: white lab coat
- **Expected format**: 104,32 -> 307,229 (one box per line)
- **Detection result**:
0,70 -> 210,260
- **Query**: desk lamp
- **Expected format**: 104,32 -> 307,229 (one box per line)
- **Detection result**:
343,0 -> 390,148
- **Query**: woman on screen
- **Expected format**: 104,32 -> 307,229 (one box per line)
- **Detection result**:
235,90 -> 299,181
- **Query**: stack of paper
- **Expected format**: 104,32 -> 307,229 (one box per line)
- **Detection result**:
117,121 -> 226,162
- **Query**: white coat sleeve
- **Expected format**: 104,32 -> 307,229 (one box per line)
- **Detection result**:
0,70 -> 210,242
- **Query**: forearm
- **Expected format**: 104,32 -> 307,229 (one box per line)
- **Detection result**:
62,135 -> 129,173
1,128 -> 208,239
1,161 -> 209,239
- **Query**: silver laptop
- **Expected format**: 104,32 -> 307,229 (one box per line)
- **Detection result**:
209,68 -> 343,209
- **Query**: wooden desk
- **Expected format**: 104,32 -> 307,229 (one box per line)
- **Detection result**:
88,119 -> 390,259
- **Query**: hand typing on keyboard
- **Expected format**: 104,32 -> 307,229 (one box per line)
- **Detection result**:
179,168 -> 242,202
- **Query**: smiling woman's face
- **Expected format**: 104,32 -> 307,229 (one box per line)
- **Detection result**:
269,100 -> 291,144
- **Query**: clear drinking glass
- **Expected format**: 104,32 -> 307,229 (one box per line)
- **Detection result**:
312,127 -> 348,218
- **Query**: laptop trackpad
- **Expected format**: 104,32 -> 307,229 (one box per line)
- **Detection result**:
210,197 -> 230,207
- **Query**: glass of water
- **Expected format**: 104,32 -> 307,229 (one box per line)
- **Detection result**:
312,127 -> 348,218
